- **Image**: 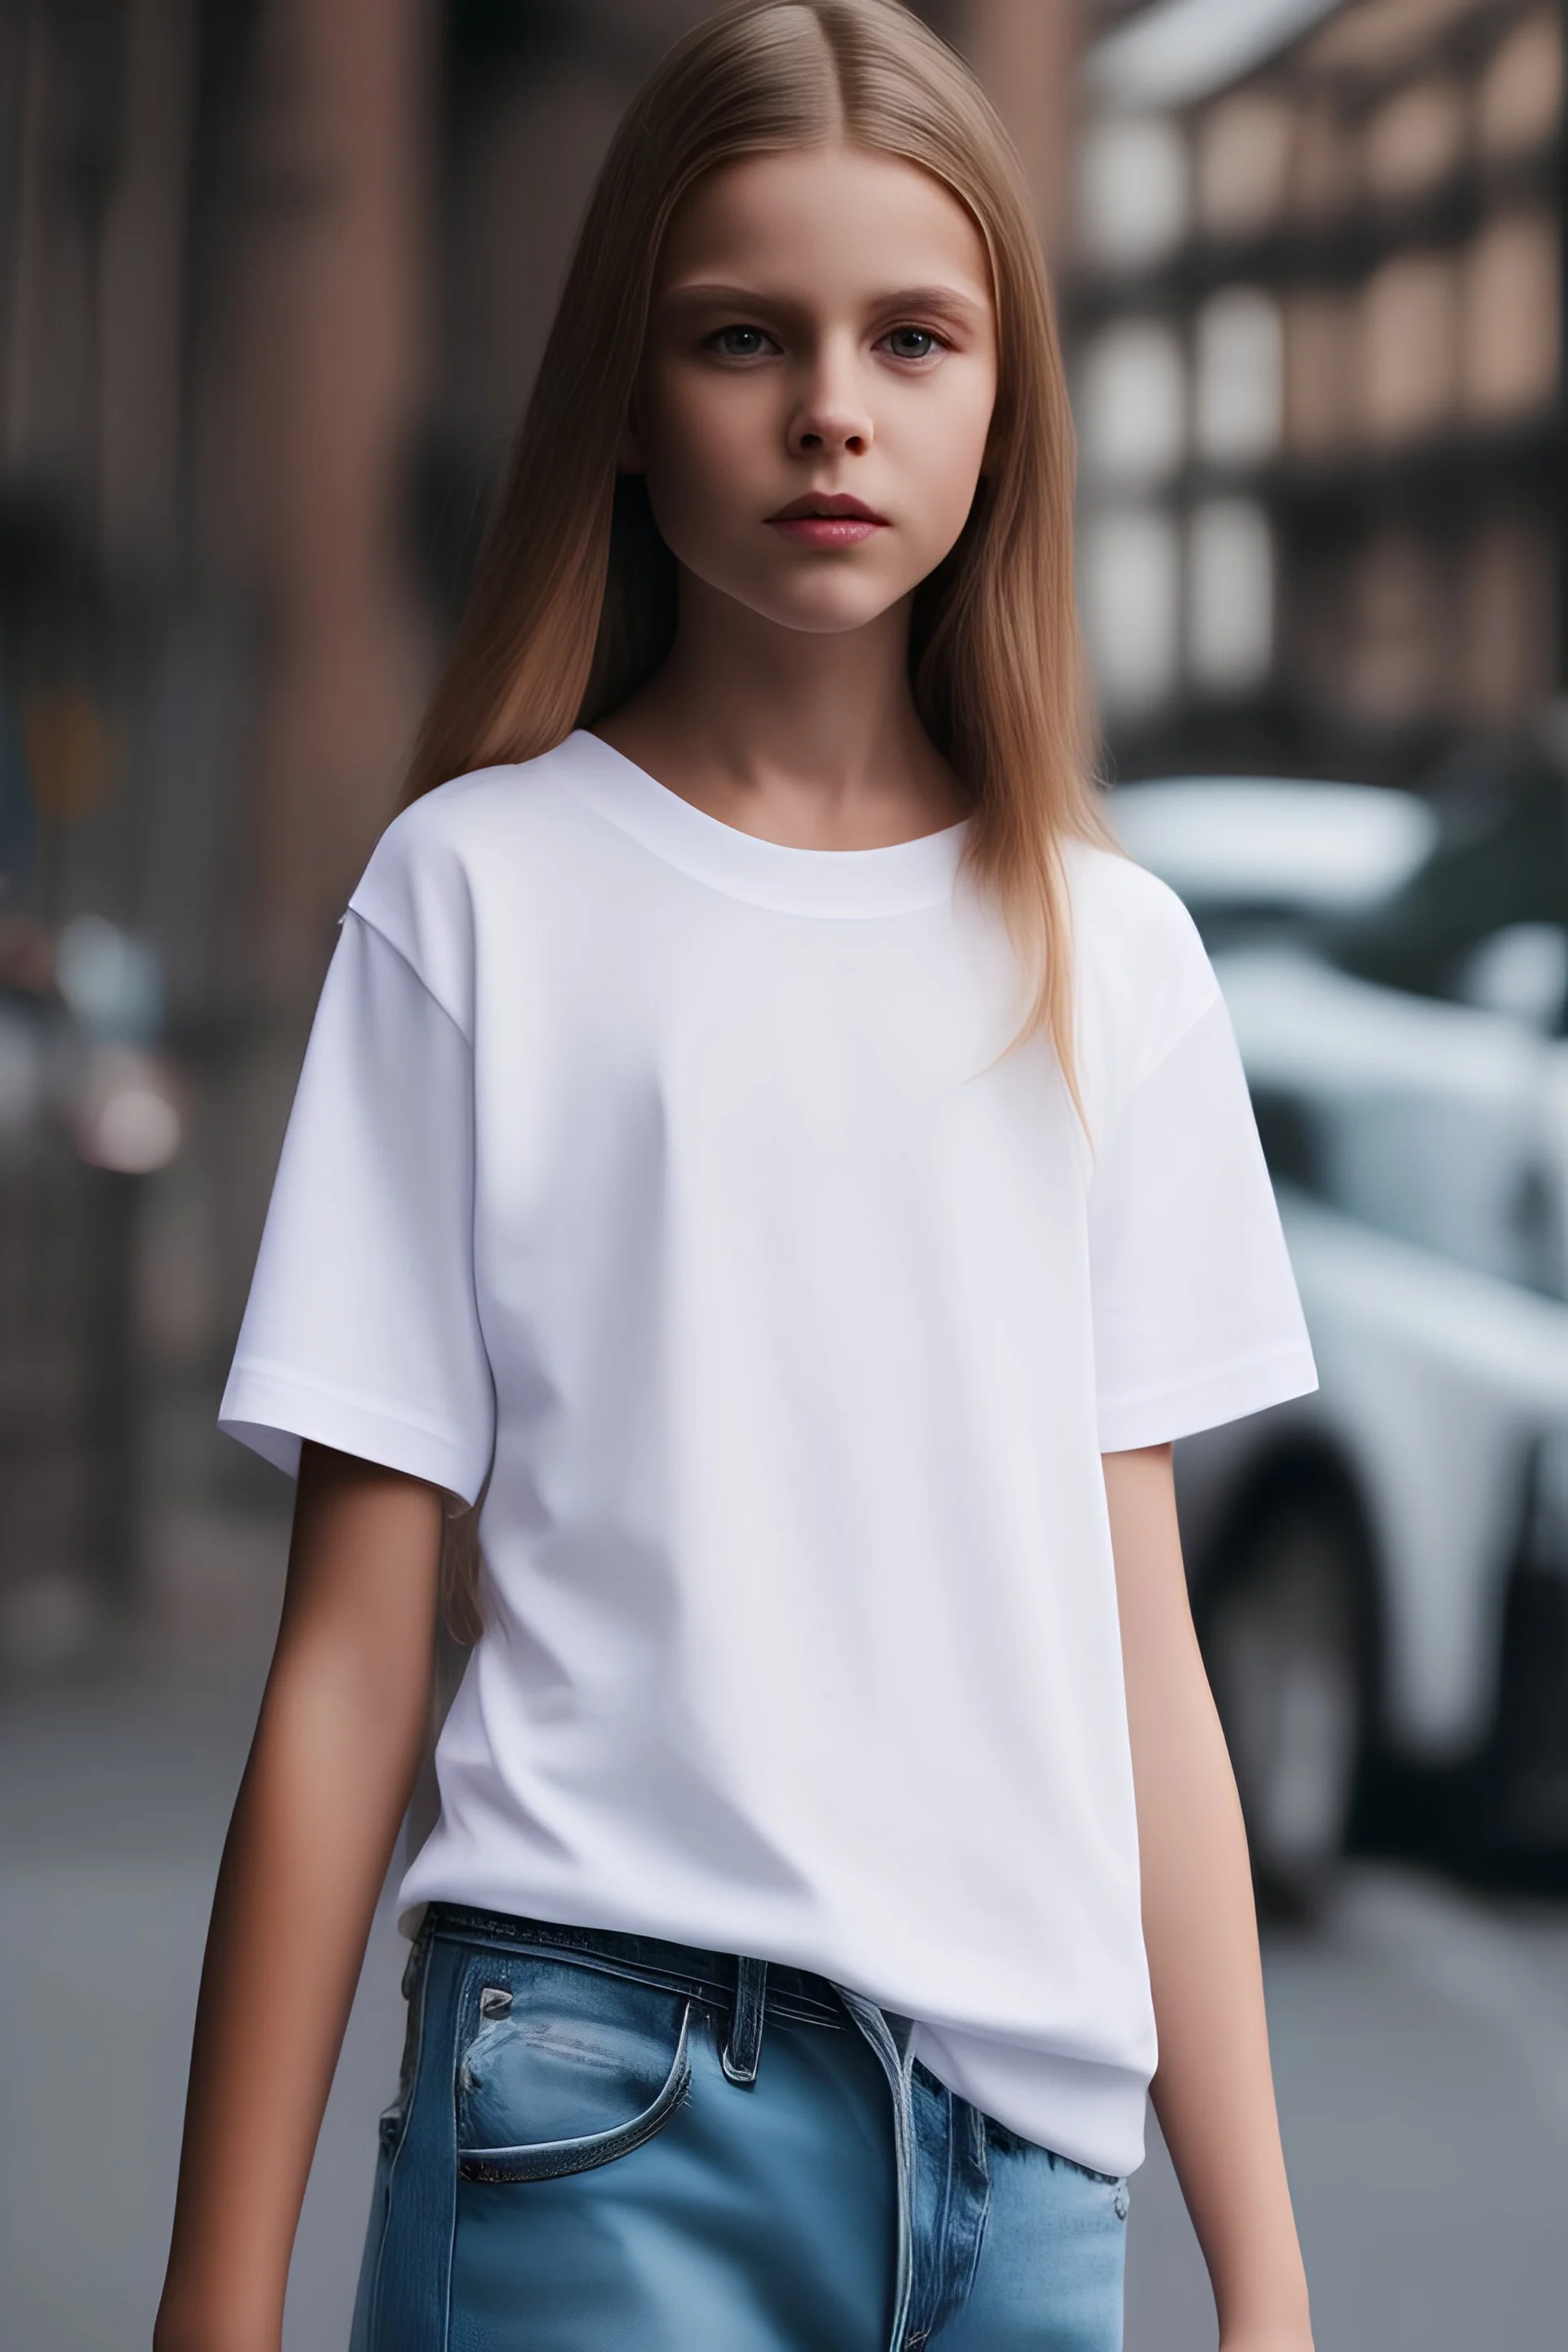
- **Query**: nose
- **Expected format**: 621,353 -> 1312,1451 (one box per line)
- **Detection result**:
786,341 -> 874,459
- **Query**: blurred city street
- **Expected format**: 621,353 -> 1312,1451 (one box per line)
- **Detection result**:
7,0 -> 1568,2341
4,1495 -> 1568,2350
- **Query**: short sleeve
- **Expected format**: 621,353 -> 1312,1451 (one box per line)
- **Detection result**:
1088,996 -> 1316,1452
218,909 -> 495,1501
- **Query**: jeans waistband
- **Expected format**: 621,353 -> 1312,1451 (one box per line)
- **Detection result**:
421,1903 -> 849,2038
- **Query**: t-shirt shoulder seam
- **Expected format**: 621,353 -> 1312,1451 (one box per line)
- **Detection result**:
1088,985 -> 1227,1170
1136,978 -> 1224,1089
341,903 -> 471,1043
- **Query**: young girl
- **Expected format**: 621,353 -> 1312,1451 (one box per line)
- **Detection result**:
157,6 -> 1319,2348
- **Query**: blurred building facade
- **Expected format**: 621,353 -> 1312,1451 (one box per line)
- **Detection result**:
0,0 -> 439,1659
1071,0 -> 1566,785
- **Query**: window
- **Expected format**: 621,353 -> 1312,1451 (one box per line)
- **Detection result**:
1076,112 -> 1190,273
1477,12 -> 1562,161
1460,212 -> 1560,423
1187,498 -> 1274,694
1363,78 -> 1468,207
1193,287 -> 1284,466
1077,318 -> 1187,484
1194,92 -> 1296,242
1080,506 -> 1183,718
1361,252 -> 1460,442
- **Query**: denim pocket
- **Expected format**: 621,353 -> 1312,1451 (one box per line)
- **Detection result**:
454,1956 -> 694,2185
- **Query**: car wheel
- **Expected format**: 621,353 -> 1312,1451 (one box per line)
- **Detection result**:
1200,1493 -> 1367,1918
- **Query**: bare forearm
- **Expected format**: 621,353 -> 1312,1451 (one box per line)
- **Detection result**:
1140,1673 -> 1311,2345
1105,1446 -> 1312,2350
156,1451 -> 443,2352
156,1677 -> 419,2347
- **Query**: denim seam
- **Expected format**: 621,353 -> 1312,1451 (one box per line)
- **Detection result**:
834,1987 -> 916,2352
366,1920 -> 434,2343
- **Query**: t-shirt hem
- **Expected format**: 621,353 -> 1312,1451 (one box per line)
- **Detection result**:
394,1853 -> 1155,2177
1097,1343 -> 1318,1453
219,1361 -> 489,1503
908,2029 -> 1151,2180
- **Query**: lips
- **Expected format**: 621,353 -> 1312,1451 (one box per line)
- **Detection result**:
766,490 -> 889,547
768,492 -> 886,522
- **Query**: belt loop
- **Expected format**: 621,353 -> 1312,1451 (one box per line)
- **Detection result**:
722,1956 -> 767,2086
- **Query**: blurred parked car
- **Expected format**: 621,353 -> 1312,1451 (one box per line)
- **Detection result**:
1113,762 -> 1568,1911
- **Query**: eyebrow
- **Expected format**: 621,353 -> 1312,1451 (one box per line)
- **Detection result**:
658,279 -> 990,327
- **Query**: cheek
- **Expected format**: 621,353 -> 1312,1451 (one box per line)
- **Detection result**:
899,382 -> 996,537
638,377 -> 765,550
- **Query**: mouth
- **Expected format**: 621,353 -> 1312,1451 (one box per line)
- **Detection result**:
765,492 -> 889,547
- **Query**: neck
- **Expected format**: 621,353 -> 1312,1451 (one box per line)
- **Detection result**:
595,570 -> 968,849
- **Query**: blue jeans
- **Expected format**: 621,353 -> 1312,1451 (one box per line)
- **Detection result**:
350,1906 -> 1128,2351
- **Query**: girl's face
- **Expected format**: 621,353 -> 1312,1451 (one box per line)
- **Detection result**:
627,142 -> 999,639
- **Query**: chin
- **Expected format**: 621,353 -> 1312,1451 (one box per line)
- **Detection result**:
751,582 -> 910,637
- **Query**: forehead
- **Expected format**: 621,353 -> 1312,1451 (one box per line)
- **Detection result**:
656,143 -> 992,301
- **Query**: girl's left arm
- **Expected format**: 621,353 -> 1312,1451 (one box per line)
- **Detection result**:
1103,1441 -> 1314,2352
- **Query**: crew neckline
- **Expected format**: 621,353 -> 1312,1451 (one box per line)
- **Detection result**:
554,728 -> 969,918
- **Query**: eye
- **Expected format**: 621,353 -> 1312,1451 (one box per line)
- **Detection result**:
707,324 -> 778,360
881,325 -> 947,363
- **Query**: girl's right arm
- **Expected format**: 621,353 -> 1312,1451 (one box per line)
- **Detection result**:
154,1442 -> 445,2352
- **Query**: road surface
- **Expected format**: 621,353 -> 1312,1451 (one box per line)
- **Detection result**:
3,1508 -> 1566,2350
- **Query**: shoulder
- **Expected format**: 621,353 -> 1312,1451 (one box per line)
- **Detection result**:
1063,835 -> 1206,964
345,741 -> 593,1022
353,740 -> 588,913
1062,838 -> 1222,1105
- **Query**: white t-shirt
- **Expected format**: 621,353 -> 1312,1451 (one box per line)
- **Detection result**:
220,730 -> 1316,2176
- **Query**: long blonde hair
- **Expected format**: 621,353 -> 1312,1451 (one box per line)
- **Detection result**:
412,0 -> 1107,1637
